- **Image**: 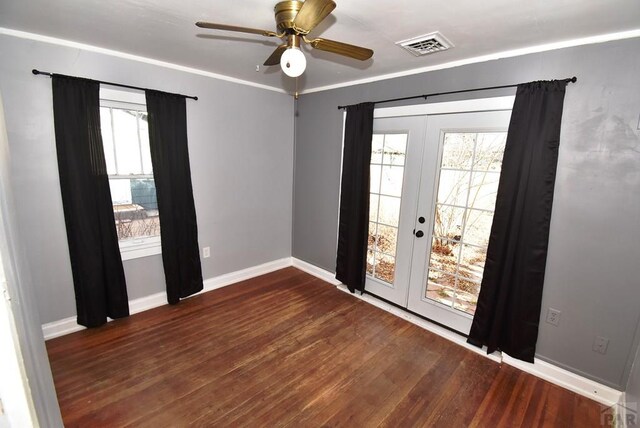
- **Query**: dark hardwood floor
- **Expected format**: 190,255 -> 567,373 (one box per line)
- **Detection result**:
46,267 -> 603,427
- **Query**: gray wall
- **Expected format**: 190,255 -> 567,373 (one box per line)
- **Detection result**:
293,38 -> 640,389
627,340 -> 640,408
0,91 -> 62,425
0,34 -> 294,324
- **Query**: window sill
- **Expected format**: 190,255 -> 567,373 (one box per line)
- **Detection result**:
119,238 -> 161,261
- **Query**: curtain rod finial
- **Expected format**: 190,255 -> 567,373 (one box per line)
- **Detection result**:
32,69 -> 39,75
570,76 -> 577,83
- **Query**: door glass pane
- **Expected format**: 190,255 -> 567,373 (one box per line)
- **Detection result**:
441,133 -> 475,169
378,196 -> 401,227
458,244 -> 485,283
371,134 -> 384,164
374,253 -> 396,284
366,250 -> 375,275
437,169 -> 471,206
425,131 -> 506,315
370,164 -> 382,194
463,209 -> 493,247
428,270 -> 456,287
368,222 -> 377,250
380,166 -> 404,197
474,133 -> 506,171
382,134 -> 407,166
426,283 -> 455,306
433,204 -> 465,241
453,289 -> 479,315
426,270 -> 456,300
367,132 -> 408,286
369,195 -> 379,222
376,225 -> 398,256
468,172 -> 500,211
428,238 -> 459,273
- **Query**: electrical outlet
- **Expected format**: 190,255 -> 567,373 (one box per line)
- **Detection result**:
593,336 -> 610,354
202,247 -> 210,258
546,308 -> 561,326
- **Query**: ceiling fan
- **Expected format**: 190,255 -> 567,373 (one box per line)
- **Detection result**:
196,0 -> 374,78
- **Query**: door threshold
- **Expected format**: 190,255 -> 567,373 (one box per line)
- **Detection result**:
363,290 -> 468,338
336,284 -> 502,363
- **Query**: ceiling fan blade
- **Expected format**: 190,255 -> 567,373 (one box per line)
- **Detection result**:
292,0 -> 336,34
264,45 -> 287,66
308,38 -> 373,61
195,22 -> 279,38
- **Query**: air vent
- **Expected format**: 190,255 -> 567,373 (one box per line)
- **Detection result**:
396,32 -> 453,56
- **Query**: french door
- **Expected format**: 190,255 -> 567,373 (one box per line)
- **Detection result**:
364,97 -> 513,334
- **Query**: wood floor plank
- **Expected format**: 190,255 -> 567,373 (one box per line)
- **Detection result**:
46,267 -> 604,427
198,301 -> 408,426
64,278 -> 337,425
130,290 -> 368,426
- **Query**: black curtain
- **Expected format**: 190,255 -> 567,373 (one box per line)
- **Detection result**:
467,80 -> 569,362
145,90 -> 203,304
52,75 -> 129,328
335,102 -> 375,293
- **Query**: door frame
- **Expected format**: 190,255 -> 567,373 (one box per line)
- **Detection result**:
373,96 -> 515,119
337,95 -> 515,324
336,96 -> 514,281
370,96 -> 515,325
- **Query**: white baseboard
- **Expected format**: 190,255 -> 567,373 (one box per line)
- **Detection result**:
41,317 -> 85,340
203,257 -> 292,292
128,291 -> 166,315
290,257 -> 622,407
291,258 -> 341,285
42,257 -> 293,340
502,355 -> 621,406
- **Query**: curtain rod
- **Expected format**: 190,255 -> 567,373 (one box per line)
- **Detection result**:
337,76 -> 577,110
32,69 -> 198,101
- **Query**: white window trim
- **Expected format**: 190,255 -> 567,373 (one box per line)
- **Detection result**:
118,235 -> 162,261
100,87 -> 146,105
100,87 -> 161,261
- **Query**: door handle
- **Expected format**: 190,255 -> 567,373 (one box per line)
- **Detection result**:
415,230 -> 424,238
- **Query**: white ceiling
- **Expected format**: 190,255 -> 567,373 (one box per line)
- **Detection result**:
1,0 -> 639,93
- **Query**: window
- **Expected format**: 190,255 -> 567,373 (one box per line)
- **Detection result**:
426,132 -> 507,315
99,89 -> 160,260
367,133 -> 408,285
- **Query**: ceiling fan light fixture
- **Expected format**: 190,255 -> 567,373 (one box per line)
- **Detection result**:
280,46 -> 306,77
197,0 -> 373,80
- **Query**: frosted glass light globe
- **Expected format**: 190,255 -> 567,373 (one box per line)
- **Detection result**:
280,47 -> 306,77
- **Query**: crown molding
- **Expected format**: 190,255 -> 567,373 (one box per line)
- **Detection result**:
301,28 -> 640,94
3,26 -> 639,97
0,27 -> 288,94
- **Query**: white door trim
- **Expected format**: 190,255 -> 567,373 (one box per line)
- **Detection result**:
373,96 -> 515,119
366,96 -> 515,331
